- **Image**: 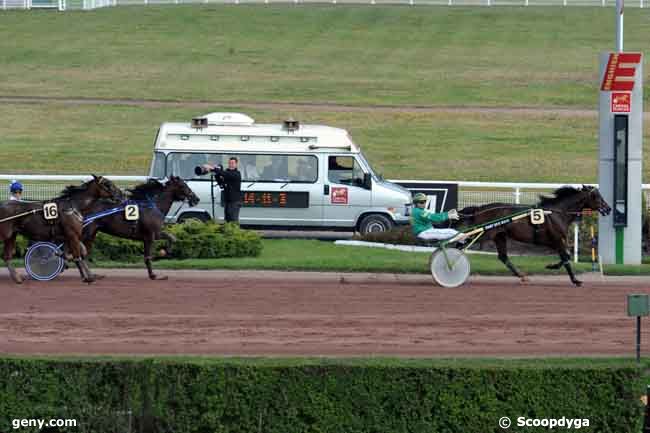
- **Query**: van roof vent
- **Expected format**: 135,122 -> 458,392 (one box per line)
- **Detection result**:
195,112 -> 255,127
283,118 -> 300,132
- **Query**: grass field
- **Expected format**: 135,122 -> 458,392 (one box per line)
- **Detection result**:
2,354 -> 646,368
91,239 -> 650,275
4,102 -> 650,182
1,6 -> 649,181
1,6 -> 649,107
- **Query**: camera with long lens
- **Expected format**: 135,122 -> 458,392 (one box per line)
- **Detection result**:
195,164 -> 216,176
195,164 -> 225,187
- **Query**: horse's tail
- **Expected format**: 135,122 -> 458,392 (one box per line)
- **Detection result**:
458,206 -> 479,227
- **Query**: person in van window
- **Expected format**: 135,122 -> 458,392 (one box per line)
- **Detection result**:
9,180 -> 23,201
241,155 -> 260,181
296,158 -> 315,182
210,157 -> 242,223
411,193 -> 466,242
262,155 -> 288,181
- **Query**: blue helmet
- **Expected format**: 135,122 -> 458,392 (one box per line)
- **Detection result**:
10,180 -> 23,193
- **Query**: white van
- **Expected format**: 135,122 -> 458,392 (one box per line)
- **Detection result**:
148,112 -> 412,233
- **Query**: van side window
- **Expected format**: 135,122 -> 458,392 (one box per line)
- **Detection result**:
242,155 -> 317,183
288,155 -> 317,183
328,156 -> 365,187
167,153 -> 215,179
167,152 -> 317,183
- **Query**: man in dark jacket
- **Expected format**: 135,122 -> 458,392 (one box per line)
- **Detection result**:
211,157 -> 242,223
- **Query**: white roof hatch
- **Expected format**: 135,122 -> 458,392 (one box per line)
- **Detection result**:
192,112 -> 255,128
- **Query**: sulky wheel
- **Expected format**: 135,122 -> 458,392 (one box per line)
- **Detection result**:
430,247 -> 470,288
25,242 -> 65,281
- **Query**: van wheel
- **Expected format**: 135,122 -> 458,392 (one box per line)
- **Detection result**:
359,214 -> 393,234
177,212 -> 210,224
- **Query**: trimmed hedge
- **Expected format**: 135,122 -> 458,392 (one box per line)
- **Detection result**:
13,222 -> 262,262
0,358 -> 642,433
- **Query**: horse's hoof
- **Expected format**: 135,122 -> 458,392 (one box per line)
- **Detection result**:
13,276 -> 24,284
519,276 -> 530,284
91,274 -> 106,280
573,280 -> 583,287
150,274 -> 168,281
83,277 -> 96,284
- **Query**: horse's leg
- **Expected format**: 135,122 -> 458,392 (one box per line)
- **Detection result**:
82,227 -> 105,280
158,231 -> 176,258
82,223 -> 98,259
557,247 -> 582,287
3,234 -> 23,284
494,233 -> 528,283
546,260 -> 563,270
144,233 -> 167,280
68,238 -> 95,284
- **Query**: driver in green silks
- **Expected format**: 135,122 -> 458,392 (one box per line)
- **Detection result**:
410,193 -> 465,242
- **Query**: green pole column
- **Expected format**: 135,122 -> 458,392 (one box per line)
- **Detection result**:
616,227 -> 625,264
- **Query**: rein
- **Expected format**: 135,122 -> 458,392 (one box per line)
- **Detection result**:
0,208 -> 42,224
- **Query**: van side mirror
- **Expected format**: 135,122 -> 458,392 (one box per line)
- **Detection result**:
363,173 -> 372,190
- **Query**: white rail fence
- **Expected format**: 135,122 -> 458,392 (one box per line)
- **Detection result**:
1,174 -> 649,208
1,0 -> 646,10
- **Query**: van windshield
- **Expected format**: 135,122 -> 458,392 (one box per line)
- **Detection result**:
357,152 -> 379,180
150,152 -> 166,179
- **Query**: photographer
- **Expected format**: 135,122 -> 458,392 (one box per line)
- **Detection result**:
196,157 -> 242,223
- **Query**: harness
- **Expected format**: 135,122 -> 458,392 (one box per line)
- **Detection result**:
83,199 -> 160,226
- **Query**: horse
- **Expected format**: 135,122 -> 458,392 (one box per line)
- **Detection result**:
82,176 -> 200,280
0,175 -> 124,284
458,185 -> 611,286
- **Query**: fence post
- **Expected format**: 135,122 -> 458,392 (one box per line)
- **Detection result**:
514,187 -> 521,204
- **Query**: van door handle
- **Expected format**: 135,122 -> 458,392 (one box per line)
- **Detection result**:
323,185 -> 330,195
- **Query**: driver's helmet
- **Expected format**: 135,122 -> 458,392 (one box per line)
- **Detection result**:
412,193 -> 427,203
9,180 -> 23,193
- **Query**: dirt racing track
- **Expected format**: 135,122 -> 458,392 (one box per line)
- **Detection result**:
1,269 -> 649,357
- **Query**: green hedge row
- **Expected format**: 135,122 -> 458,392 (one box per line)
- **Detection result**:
0,359 -> 642,433
13,221 -> 262,262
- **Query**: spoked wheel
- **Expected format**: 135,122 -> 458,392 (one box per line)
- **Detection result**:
25,242 -> 65,281
430,247 -> 470,288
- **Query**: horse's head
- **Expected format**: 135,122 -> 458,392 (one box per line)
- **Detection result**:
90,174 -> 124,202
582,185 -> 611,216
166,176 -> 200,207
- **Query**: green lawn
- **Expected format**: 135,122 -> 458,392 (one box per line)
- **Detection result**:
1,354 -> 646,369
91,239 -> 650,275
1,7 -> 649,180
4,102 -> 650,182
1,6 -> 648,107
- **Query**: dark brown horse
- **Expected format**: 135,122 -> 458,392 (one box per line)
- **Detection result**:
82,176 -> 199,280
0,175 -> 123,284
458,185 -> 611,286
